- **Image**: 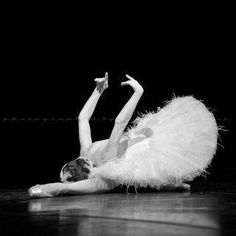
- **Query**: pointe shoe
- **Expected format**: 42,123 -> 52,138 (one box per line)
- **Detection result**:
28,185 -> 53,198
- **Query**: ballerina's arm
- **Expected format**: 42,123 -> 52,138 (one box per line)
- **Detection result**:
101,74 -> 144,162
28,178 -> 117,198
78,72 -> 108,156
64,178 -> 117,195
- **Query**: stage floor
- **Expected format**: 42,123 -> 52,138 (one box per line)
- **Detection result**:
0,182 -> 236,236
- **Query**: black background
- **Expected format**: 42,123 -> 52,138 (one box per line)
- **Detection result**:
0,1 -> 234,188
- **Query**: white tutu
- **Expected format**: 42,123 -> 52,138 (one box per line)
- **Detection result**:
89,96 -> 218,188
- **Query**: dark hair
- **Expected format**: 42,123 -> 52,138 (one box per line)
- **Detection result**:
60,157 -> 91,183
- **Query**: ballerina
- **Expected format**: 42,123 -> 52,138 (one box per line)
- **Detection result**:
28,73 -> 218,198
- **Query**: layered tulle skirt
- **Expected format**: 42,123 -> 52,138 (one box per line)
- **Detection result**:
90,96 -> 218,188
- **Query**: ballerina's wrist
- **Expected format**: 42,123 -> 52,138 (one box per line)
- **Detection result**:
134,89 -> 144,96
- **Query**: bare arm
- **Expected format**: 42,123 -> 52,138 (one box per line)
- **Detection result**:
28,178 -> 117,198
78,73 -> 108,156
28,181 -> 190,198
64,178 -> 117,195
101,75 -> 144,161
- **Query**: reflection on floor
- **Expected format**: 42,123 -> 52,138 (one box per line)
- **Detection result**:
0,182 -> 236,236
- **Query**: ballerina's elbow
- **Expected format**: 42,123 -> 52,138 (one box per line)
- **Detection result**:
78,114 -> 88,121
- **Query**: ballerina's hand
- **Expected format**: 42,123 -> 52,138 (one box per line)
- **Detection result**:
121,74 -> 144,94
94,72 -> 109,94
28,183 -> 63,198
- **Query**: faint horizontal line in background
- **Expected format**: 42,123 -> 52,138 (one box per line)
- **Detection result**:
0,117 -> 115,123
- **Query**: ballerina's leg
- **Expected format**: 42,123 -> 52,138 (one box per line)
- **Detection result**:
162,183 -> 191,191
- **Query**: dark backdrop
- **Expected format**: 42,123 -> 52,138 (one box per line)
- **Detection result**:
0,2 -> 234,187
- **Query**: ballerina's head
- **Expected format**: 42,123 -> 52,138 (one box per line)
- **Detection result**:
60,156 -> 93,183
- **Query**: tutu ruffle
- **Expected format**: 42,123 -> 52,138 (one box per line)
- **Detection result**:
89,96 -> 218,188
